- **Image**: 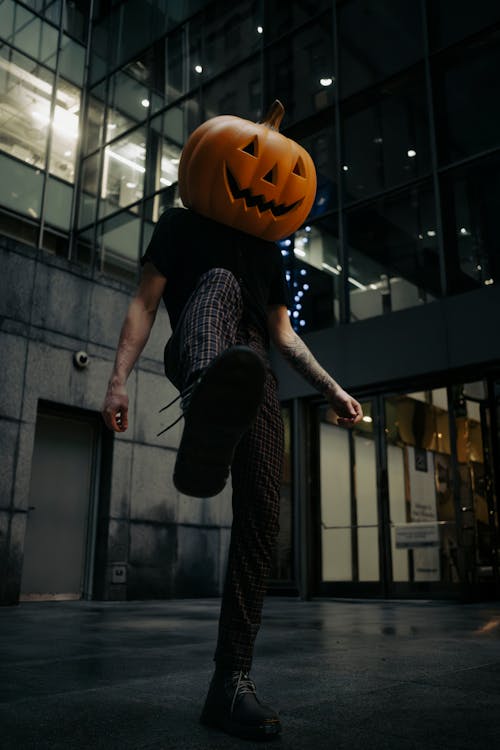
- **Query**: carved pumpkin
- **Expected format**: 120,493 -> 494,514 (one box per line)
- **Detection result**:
178,100 -> 317,241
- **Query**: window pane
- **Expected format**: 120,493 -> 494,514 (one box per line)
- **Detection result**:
83,82 -> 105,155
0,152 -> 43,218
44,175 -> 73,229
98,210 -> 141,284
107,65 -> 149,140
201,0 -> 261,81
428,0 -> 500,51
440,153 -> 499,293
203,56 -> 261,122
0,2 -> 58,67
434,30 -> 500,164
263,0 -> 331,42
148,109 -> 183,196
346,183 -> 440,321
59,35 -> 85,86
78,153 -> 99,228
342,69 -> 431,204
339,0 -> 423,99
385,389 -> 458,584
102,127 -> 146,217
0,47 -> 54,169
265,12 -> 334,126
281,217 -> 340,333
299,124 -> 338,219
48,78 -> 81,182
320,421 -> 352,581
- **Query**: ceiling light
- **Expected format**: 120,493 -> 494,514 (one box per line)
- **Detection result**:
319,77 -> 334,87
342,165 -> 349,171
348,277 -> 367,290
194,65 -> 203,74
160,177 -> 172,186
107,149 -> 146,172
126,181 -> 137,188
257,25 -> 263,33
64,150 -> 72,157
362,415 -> 373,423
485,278 -> 494,285
407,149 -> 416,158
294,248 -> 306,258
322,262 -> 340,275
141,98 -> 150,108
373,137 -> 383,144
108,122 -> 117,129
460,227 -> 469,235
427,230 -> 436,237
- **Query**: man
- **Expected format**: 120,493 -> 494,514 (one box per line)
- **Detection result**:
102,106 -> 363,743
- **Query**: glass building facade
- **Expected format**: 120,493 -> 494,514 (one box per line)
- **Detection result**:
1,0 -> 500,601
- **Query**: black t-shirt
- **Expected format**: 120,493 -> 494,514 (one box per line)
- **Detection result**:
140,207 -> 289,348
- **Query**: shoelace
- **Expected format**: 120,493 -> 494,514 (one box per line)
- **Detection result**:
229,670 -> 257,715
156,377 -> 200,437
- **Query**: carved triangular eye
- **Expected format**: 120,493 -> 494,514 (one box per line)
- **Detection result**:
241,137 -> 258,157
293,156 -> 306,177
263,165 -> 277,184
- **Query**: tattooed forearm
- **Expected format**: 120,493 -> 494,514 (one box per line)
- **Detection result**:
278,330 -> 339,397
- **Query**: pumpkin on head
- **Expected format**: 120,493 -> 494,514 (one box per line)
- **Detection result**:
178,100 -> 317,242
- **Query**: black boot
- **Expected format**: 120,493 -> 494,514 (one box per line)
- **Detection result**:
200,667 -> 282,741
174,346 -> 266,498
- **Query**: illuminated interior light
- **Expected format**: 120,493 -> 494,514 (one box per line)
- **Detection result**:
373,136 -> 383,144
194,64 -> 203,74
108,122 -> 117,130
418,233 -> 423,239
342,165 -> 349,171
159,177 -> 172,186
141,99 -> 150,108
437,432 -> 443,438
370,283 -> 378,290
32,107 -> 79,139
348,277 -> 367,290
319,77 -> 334,87
126,181 -> 137,188
362,415 -> 373,423
407,149 -> 417,158
477,264 -> 482,271
294,248 -> 306,257
107,149 -> 146,172
485,278 -> 494,285
257,25 -> 263,33
427,230 -> 436,237
322,262 -> 340,275
64,150 -> 72,157
460,227 -> 469,235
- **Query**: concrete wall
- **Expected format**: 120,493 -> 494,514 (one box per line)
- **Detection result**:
0,235 -> 232,604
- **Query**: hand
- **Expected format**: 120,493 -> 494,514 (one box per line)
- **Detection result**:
327,386 -> 363,427
101,382 -> 129,432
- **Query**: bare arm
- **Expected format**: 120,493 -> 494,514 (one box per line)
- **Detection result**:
101,262 -> 167,432
268,304 -> 363,425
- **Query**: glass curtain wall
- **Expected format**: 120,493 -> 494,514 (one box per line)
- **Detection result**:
0,0 -> 89,249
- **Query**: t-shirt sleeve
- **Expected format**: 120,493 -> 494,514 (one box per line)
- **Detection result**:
267,245 -> 290,308
140,207 -> 178,278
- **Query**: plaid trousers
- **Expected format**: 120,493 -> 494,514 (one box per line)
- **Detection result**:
164,268 -> 284,672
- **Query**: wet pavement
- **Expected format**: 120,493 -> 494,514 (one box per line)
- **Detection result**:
1,596 -> 500,749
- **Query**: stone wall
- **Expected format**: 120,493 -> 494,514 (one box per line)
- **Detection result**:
0,236 -> 232,604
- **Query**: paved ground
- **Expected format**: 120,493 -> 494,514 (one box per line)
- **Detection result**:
1,596 -> 500,749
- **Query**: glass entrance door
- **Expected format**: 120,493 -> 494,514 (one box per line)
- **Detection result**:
314,377 -> 500,598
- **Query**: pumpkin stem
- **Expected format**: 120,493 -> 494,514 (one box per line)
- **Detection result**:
262,99 -> 285,131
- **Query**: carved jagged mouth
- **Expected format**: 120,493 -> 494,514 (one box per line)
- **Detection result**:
226,166 -> 303,217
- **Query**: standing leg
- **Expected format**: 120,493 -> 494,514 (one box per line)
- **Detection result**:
214,368 -> 284,671
200,358 -> 284,741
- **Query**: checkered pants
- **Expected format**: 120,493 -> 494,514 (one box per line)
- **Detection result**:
164,268 -> 284,672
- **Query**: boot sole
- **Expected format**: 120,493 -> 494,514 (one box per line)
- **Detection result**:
174,346 -> 266,497
199,708 -> 282,741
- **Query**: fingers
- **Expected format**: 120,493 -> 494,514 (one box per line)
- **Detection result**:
102,406 -> 128,432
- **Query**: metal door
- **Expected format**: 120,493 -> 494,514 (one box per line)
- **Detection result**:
20,408 -> 100,601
